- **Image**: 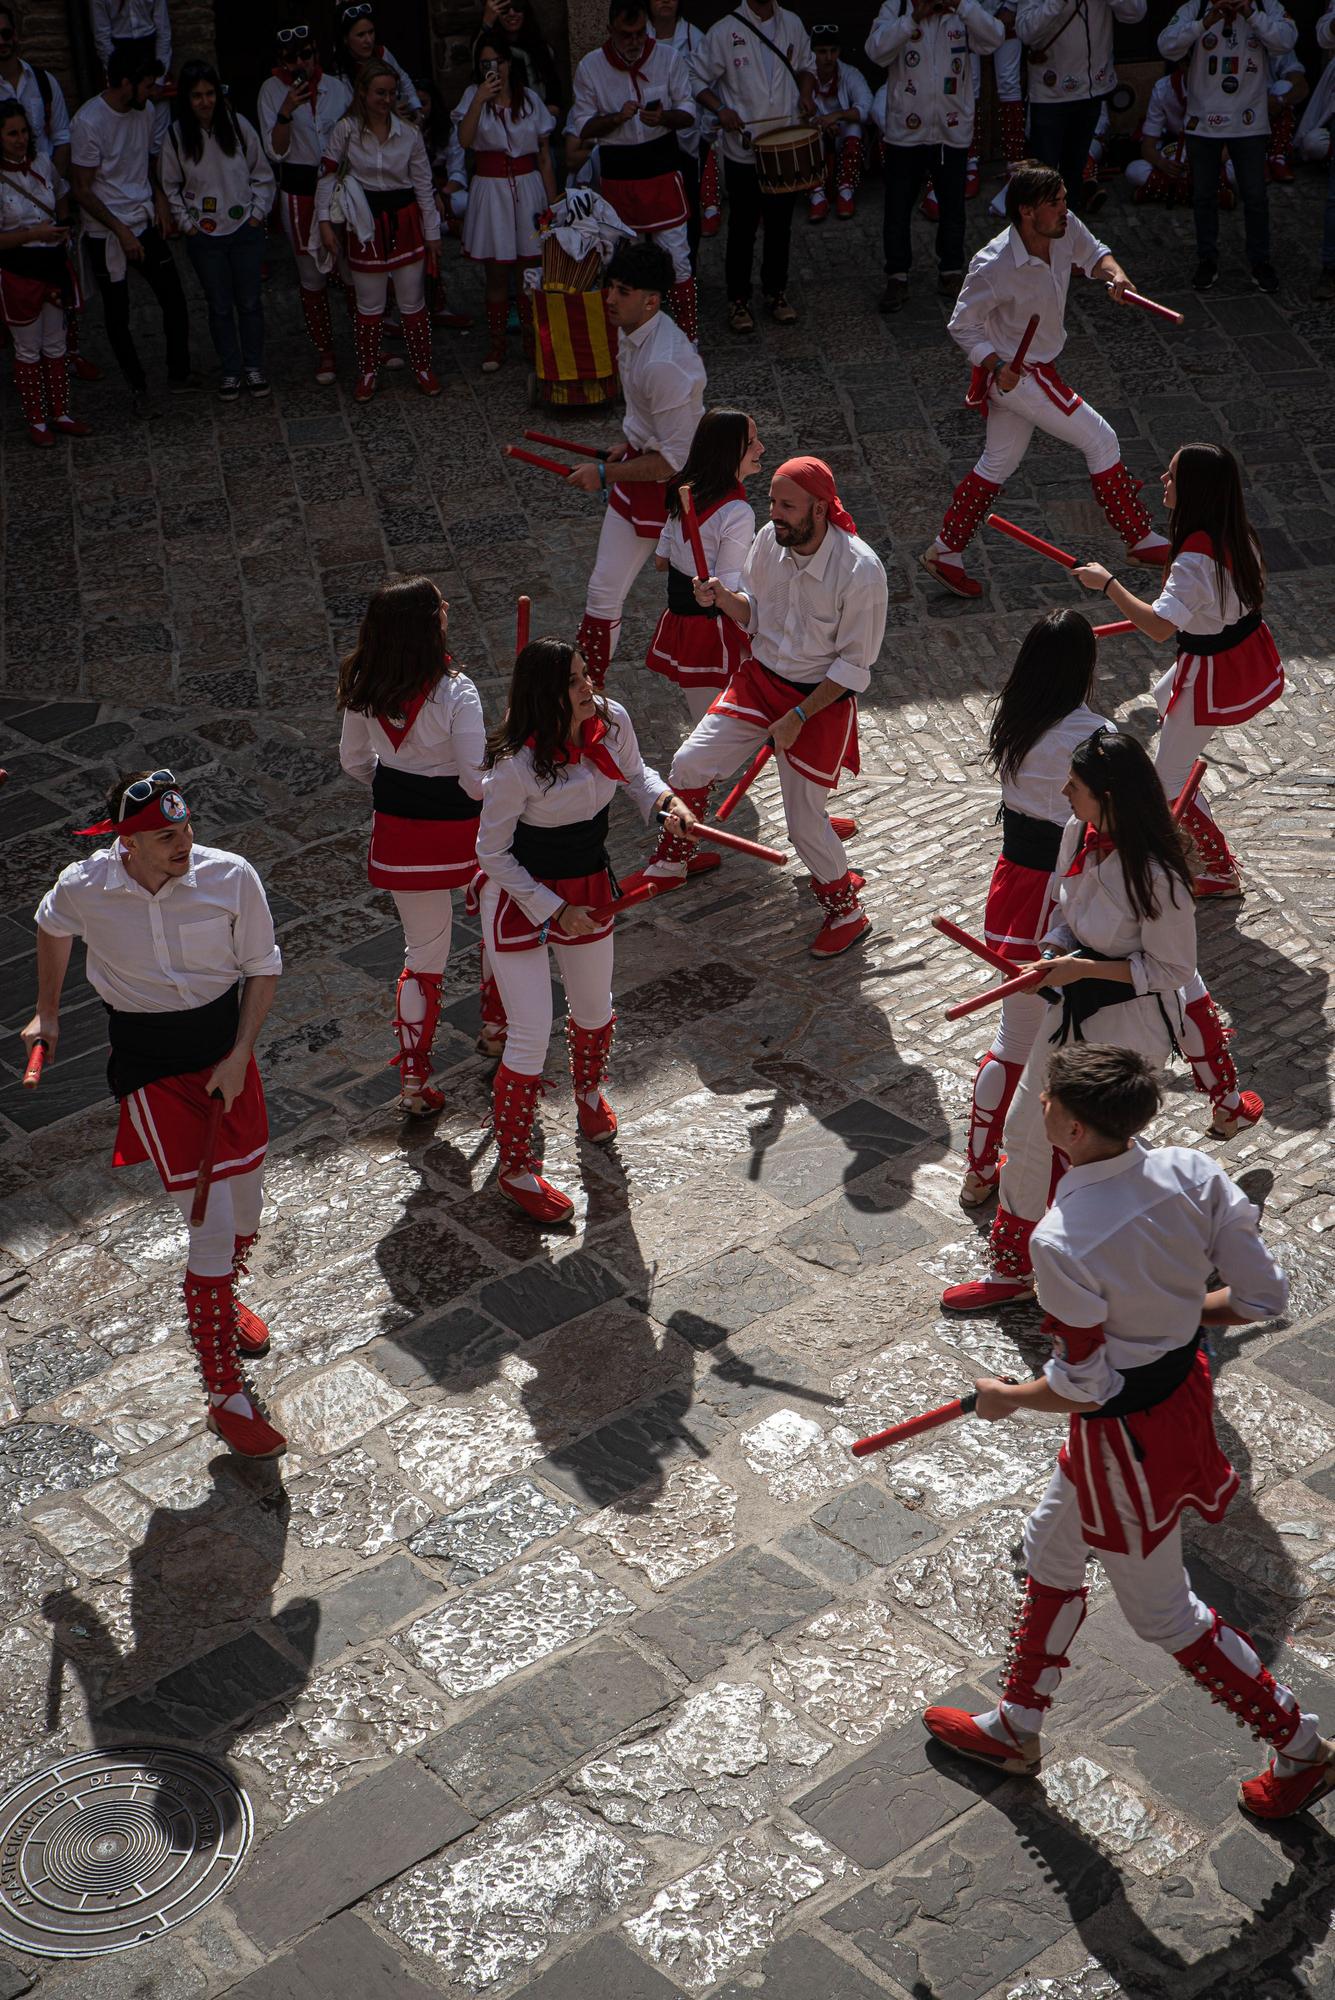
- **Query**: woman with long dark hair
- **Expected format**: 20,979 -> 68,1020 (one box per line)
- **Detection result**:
483,0 -> 563,115
332,2 -> 420,113
454,30 -> 556,373
942,728 -> 1264,1313
1074,442 -> 1282,899
476,641 -> 698,1223
161,60 -> 274,398
338,576 -> 486,1115
955,611 -> 1111,1207
317,57 -> 440,402
0,98 -> 88,444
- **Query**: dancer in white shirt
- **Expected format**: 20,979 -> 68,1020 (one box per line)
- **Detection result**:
455,29 -> 557,374
259,19 -> 351,385
0,101 -> 90,445
25,772 -> 286,1460
921,162 -> 1169,600
926,1044 -> 1334,1823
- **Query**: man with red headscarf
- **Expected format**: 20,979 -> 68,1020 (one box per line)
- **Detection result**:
635,455 -> 887,958
22,770 -> 287,1461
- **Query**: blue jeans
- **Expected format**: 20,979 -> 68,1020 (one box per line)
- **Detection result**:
1185,133 -> 1269,265
184,223 -> 265,375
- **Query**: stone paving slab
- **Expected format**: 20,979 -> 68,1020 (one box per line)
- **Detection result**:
0,163 -> 1334,1999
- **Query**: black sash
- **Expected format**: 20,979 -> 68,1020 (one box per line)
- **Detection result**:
0,243 -> 67,282
372,765 -> 480,821
365,184 -> 414,217
1040,949 -> 1140,1044
106,984 -> 240,1101
1079,1330 -> 1204,1421
667,564 -> 715,618
512,806 -> 611,880
279,160 -> 318,195
1001,807 -> 1062,872
599,131 -> 681,180
1175,609 -> 1262,658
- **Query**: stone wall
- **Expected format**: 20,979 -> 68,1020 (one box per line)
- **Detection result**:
19,0 -> 215,99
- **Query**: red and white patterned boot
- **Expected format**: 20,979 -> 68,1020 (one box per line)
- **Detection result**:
1181,987 -> 1263,1140
42,353 -> 92,437
401,306 -> 440,395
1179,799 -> 1242,900
391,968 -> 445,1115
666,277 -> 699,345
478,953 -> 508,1059
836,136 -> 860,216
921,470 -> 1003,598
809,870 -> 871,959
575,612 -> 614,691
183,1272 -> 286,1459
14,355 -> 51,447
300,286 -> 337,383
1089,460 -> 1170,564
999,101 -> 1026,175
568,1015 -> 617,1143
620,783 -> 719,893
1174,1611 -> 1335,1818
699,148 -> 721,235
925,1573 -> 1087,1774
941,1200 -> 1036,1311
961,1053 -> 1024,1206
492,1063 -> 574,1225
352,310 -> 382,403
1266,102 -> 1296,183
231,1232 -> 271,1359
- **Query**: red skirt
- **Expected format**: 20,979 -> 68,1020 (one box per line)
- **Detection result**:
646,605 -> 749,689
1166,622 -> 1284,727
710,658 -> 860,789
1058,1349 -> 1237,1557
282,188 -> 316,251
488,870 -> 614,952
114,1059 -> 268,1193
983,855 -> 1053,964
609,468 -> 668,540
368,811 -> 479,892
344,195 -> 427,273
601,169 -> 688,233
0,257 -> 76,327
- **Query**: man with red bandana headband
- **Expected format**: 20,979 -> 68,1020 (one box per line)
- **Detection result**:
635,454 -> 887,959
571,0 -> 700,341
23,771 -> 287,1460
258,18 -> 351,385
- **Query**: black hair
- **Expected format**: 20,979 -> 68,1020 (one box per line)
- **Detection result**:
107,47 -> 162,88
666,408 -> 752,518
172,59 -> 240,161
1167,441 -> 1264,615
0,96 -> 32,160
1044,1045 -> 1162,1144
485,639 -> 609,787
471,28 -> 530,112
1005,159 -> 1063,228
1069,729 -> 1193,921
606,236 -> 673,297
987,611 -> 1097,783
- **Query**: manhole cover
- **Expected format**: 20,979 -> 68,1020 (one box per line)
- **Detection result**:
0,1748 -> 252,1958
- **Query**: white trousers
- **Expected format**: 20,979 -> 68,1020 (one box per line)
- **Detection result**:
10,300 -> 66,362
279,195 -> 331,293
973,377 -> 1122,489
393,888 -> 454,974
1154,663 -> 1222,830
1026,1465 -> 1213,1650
645,219 -> 691,282
175,1164 -> 263,1280
670,707 -> 849,881
584,505 -> 657,653
351,261 -> 426,317
985,986 -> 1048,1066
479,881 -> 613,1076
991,34 -> 1023,99
683,683 -> 715,726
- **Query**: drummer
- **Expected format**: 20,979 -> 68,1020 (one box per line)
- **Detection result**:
690,0 -> 817,335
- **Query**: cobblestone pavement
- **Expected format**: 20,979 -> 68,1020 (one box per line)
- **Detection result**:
1,165 -> 1334,2000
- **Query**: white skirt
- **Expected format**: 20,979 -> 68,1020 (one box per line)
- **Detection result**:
463,170 -> 546,264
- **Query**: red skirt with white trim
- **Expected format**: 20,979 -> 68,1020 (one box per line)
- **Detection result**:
343,195 -> 428,273
609,471 -> 668,539
1058,1349 -> 1237,1558
601,169 -> 689,234
646,606 -> 749,689
368,811 -> 479,892
113,1059 -> 268,1193
1166,622 -> 1284,727
488,870 -> 614,952
983,856 -> 1053,965
709,658 -> 859,789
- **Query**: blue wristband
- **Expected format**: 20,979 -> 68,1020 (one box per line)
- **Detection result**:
793,702 -> 808,723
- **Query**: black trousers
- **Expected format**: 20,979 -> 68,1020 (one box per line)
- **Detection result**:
723,158 -> 795,302
1028,96 -> 1104,213
881,142 -> 969,277
85,226 -> 191,392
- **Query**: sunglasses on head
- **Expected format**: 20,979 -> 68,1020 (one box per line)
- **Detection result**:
812,23 -> 841,35
277,25 -> 312,43
118,771 -> 176,818
341,2 -> 374,20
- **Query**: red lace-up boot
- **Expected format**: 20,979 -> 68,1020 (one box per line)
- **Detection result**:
921,470 -> 1003,598
492,1064 -> 574,1225
1089,461 -> 1170,564
961,1053 -> 1024,1206
925,1575 -> 1088,1774
809,869 -> 870,959
230,1232 -> 270,1359
300,287 -> 337,382
183,1273 -> 286,1458
352,310 -> 382,402
42,353 -> 91,437
568,1016 -> 617,1142
391,969 -> 445,1115
941,1201 -> 1037,1311
401,306 -> 440,395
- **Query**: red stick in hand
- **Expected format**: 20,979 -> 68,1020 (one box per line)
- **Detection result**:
1010,312 -> 1040,374
22,1039 -> 48,1089
1170,757 -> 1208,825
505,444 -> 573,479
852,1392 -> 979,1457
1092,620 -> 1137,638
678,483 -> 709,583
715,744 -> 773,823
944,962 -> 1050,1022
931,914 -> 1015,977
986,513 -> 1078,570
190,1093 -> 226,1228
685,821 -> 787,866
606,878 -> 681,918
516,594 -> 531,656
1115,286 -> 1185,327
523,429 -> 609,460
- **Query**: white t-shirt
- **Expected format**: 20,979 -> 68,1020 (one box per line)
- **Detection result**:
70,92 -> 156,232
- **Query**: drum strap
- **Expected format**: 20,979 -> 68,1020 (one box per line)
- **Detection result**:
726,9 -> 806,92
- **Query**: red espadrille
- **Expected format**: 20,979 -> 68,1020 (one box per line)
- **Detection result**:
920,548 -> 983,598
1240,1742 -> 1335,1819
1208,1089 -> 1264,1141
923,1705 -> 1041,1775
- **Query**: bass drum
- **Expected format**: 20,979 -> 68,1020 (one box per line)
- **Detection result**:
752,124 -> 824,195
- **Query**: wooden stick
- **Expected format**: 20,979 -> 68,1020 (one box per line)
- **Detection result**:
516,595 -> 531,656
852,1392 -> 979,1457
944,963 -> 1050,1022
606,878 -> 682,918
189,1093 -> 226,1228
678,483 -> 709,582
715,743 -> 774,823
1092,619 -> 1137,637
1114,284 -> 1185,327
931,914 -> 1015,977
505,444 -> 572,479
986,513 -> 1078,569
685,822 -> 787,866
1170,757 -> 1208,825
22,1038 -> 48,1089
523,429 -> 609,460
1010,312 -> 1040,373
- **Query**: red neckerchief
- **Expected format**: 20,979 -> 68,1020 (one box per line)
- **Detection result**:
272,58 -> 325,121
1065,825 -> 1116,876
376,676 -> 440,752
601,30 -> 656,97
1179,530 -> 1233,571
692,482 -> 747,527
530,716 -> 627,782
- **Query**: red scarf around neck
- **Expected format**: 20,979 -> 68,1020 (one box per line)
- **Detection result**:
529,715 -> 627,781
1065,825 -> 1116,876
601,30 -> 656,93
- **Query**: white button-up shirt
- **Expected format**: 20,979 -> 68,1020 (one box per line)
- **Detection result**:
316,112 -> 440,238
1045,816 -> 1196,1002
1016,0 -> 1145,104
35,843 -> 282,1014
91,0 -> 170,69
257,73 -> 353,170
1159,0 -> 1296,139
691,3 -> 815,165
618,308 -> 706,471
1001,703 -> 1112,826
948,214 -> 1110,369
1032,1142 -> 1288,1407
7,60 -> 70,161
339,672 -> 487,791
865,1 -> 1003,148
739,522 -> 887,693
571,40 -> 696,149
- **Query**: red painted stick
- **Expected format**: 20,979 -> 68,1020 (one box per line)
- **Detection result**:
986,513 -> 1078,570
516,595 -> 531,656
944,963 -> 1049,1022
22,1039 -> 47,1089
190,1093 -> 226,1227
523,429 -> 609,460
931,914 -> 1015,977
1171,757 -> 1208,825
686,822 -> 787,866
678,483 -> 709,582
505,444 -> 572,479
853,1392 -> 978,1457
606,878 -> 681,918
1115,285 -> 1185,327
1011,312 -> 1040,373
1092,620 -> 1137,638
714,744 -> 773,823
